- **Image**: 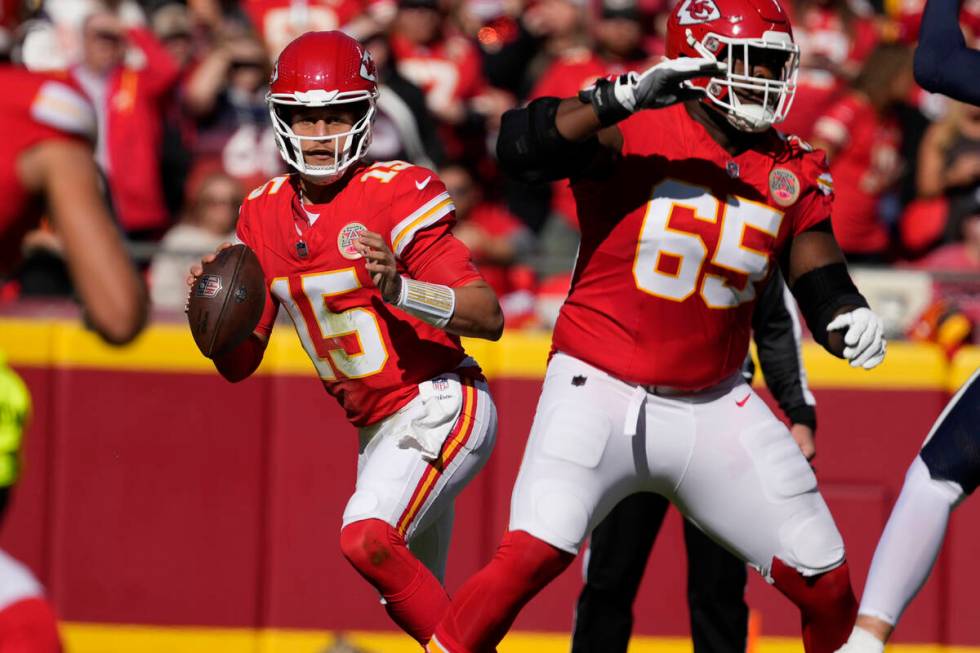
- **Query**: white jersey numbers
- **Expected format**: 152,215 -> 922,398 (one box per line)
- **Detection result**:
272,269 -> 389,380
633,179 -> 784,308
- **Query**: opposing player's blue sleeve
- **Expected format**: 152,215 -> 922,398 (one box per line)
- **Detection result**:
914,0 -> 980,106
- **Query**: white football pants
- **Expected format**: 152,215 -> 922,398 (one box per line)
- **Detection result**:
342,372 -> 497,581
509,352 -> 845,579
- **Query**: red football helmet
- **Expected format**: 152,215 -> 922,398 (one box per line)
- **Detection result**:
666,0 -> 799,132
267,31 -> 379,182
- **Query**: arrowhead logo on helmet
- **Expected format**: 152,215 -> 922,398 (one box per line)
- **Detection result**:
359,48 -> 376,83
676,0 -> 721,25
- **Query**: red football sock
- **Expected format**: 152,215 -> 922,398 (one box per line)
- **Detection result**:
771,558 -> 858,653
433,530 -> 575,653
0,597 -> 62,653
340,519 -> 449,645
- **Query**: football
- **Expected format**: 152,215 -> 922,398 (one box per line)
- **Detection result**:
187,244 -> 266,359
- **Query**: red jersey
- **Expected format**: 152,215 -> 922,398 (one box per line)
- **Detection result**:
552,103 -> 833,389
244,0 -> 396,57
0,66 -> 95,275
530,50 -> 655,227
237,161 -> 483,426
813,93 -> 900,255
390,33 -> 486,114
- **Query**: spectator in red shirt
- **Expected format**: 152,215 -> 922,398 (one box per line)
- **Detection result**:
71,6 -> 181,241
780,0 -> 879,139
243,0 -> 396,57
811,43 -> 914,263
390,0 -> 512,161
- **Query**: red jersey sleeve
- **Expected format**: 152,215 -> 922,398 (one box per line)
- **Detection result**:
384,166 -> 482,287
789,148 -> 835,235
28,76 -> 97,145
236,194 -> 280,338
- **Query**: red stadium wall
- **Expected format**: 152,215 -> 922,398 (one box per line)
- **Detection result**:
1,317 -> 979,646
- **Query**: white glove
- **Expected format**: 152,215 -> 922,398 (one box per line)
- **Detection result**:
580,57 -> 725,125
827,307 -> 886,369
623,57 -> 726,111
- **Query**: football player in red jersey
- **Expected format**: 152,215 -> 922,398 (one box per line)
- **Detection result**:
427,0 -> 886,651
188,31 -> 502,646
0,5 -> 145,345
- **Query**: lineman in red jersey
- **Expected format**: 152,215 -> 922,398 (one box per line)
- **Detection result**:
0,66 -> 145,344
189,32 -> 502,646
428,0 -> 887,651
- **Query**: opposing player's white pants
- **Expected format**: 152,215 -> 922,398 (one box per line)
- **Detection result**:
857,456 -> 962,626
342,371 -> 497,581
509,352 -> 845,579
0,549 -> 42,611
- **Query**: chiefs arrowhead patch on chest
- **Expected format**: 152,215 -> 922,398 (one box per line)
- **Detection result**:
338,222 -> 368,259
769,168 -> 800,207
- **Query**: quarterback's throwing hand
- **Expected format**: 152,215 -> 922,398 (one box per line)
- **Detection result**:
827,307 -> 886,370
580,57 -> 726,125
356,231 -> 402,303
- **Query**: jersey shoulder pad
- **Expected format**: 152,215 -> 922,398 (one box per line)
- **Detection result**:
29,76 -> 97,142
365,162 -> 454,256
244,174 -> 292,205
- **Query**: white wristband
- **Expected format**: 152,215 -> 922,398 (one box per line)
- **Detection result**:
395,276 -> 456,329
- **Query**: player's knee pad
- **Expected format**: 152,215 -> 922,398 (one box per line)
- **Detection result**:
740,421 -> 844,575
339,518 -> 404,575
741,421 -> 818,501
771,557 -> 855,613
512,401 -> 613,552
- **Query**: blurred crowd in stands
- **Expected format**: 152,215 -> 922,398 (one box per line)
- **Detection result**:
2,0 -> 980,350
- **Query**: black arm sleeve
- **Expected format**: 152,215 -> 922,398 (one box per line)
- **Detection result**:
751,271 -> 817,430
913,0 -> 980,106
496,97 -> 603,183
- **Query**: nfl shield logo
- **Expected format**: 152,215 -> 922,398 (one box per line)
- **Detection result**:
433,377 -> 449,391
194,274 -> 223,298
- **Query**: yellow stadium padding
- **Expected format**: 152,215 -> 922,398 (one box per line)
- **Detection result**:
0,317 -> 972,390
60,623 -> 973,653
949,347 -> 980,392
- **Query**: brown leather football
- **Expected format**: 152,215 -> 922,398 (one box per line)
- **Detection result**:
187,244 -> 266,359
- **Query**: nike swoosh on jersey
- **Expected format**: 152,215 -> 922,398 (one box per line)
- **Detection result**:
736,394 -> 750,407
415,176 -> 432,191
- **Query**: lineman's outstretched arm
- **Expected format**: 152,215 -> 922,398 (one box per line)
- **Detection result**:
496,59 -> 724,183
